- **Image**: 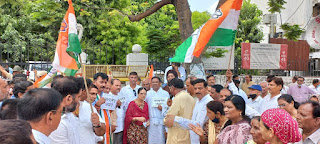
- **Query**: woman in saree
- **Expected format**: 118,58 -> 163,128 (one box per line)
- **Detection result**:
123,87 -> 150,144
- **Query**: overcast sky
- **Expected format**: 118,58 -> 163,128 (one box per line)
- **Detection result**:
188,0 -> 219,14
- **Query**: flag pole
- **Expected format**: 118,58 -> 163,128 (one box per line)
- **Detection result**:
228,43 -> 235,70
76,23 -> 93,113
79,55 -> 94,113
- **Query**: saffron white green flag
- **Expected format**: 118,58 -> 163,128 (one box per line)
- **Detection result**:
35,0 -> 81,88
170,0 -> 243,63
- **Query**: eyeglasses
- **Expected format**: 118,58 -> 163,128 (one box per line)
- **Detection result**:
278,103 -> 286,108
133,89 -> 137,97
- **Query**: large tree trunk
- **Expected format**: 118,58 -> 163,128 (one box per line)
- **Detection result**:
127,0 -> 194,41
172,0 -> 194,41
172,0 -> 194,74
217,0 -> 228,9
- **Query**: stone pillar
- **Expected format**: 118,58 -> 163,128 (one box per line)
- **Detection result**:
126,44 -> 148,65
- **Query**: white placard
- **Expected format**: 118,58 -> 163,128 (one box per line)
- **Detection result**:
118,96 -> 126,103
118,96 -> 126,109
202,46 -> 234,70
151,97 -> 168,107
101,94 -> 118,110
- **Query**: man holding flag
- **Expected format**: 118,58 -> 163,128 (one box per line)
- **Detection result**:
35,0 -> 82,88
41,0 -> 106,143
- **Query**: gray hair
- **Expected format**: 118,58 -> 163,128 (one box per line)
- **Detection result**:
260,81 -> 268,85
187,75 -> 197,82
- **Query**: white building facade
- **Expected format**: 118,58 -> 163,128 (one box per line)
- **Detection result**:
250,0 -> 314,43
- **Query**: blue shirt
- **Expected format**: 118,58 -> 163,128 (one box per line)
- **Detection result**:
10,95 -> 16,99
9,67 -> 13,74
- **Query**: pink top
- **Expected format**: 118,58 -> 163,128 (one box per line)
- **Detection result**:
217,120 -> 252,144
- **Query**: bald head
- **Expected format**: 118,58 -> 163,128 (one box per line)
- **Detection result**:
260,81 -> 268,96
187,75 -> 197,81
142,78 -> 150,91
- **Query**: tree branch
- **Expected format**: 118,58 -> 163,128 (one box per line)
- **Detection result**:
128,0 -> 173,22
216,0 -> 227,9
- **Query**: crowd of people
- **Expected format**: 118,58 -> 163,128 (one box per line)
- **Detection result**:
0,63 -> 320,144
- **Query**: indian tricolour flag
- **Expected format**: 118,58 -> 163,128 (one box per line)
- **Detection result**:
170,0 -> 243,63
35,0 -> 81,88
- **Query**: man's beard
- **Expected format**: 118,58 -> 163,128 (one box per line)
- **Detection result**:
65,101 -> 77,112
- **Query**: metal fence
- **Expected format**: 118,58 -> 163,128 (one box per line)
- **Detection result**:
0,42 -> 54,71
83,65 -> 150,81
0,42 -> 132,71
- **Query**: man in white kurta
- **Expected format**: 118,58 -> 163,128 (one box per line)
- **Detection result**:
259,77 -> 283,113
146,77 -> 170,144
102,79 -> 124,144
247,85 -> 264,112
120,72 -> 141,108
79,100 -> 105,144
49,112 -> 80,144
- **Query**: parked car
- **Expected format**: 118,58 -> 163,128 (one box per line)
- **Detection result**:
26,61 -> 51,80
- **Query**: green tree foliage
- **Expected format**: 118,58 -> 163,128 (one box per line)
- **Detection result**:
191,11 -> 210,30
0,0 -> 55,62
67,0 -> 149,64
236,0 -> 264,74
144,5 -> 180,62
0,0 -> 179,65
236,0 -> 264,48
268,0 -> 304,41
203,48 -> 229,58
268,0 -> 286,13
280,23 -> 305,41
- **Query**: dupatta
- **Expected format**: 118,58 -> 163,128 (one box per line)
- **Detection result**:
123,101 -> 149,144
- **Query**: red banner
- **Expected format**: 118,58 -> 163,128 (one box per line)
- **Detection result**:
279,44 -> 288,69
241,43 -> 251,69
